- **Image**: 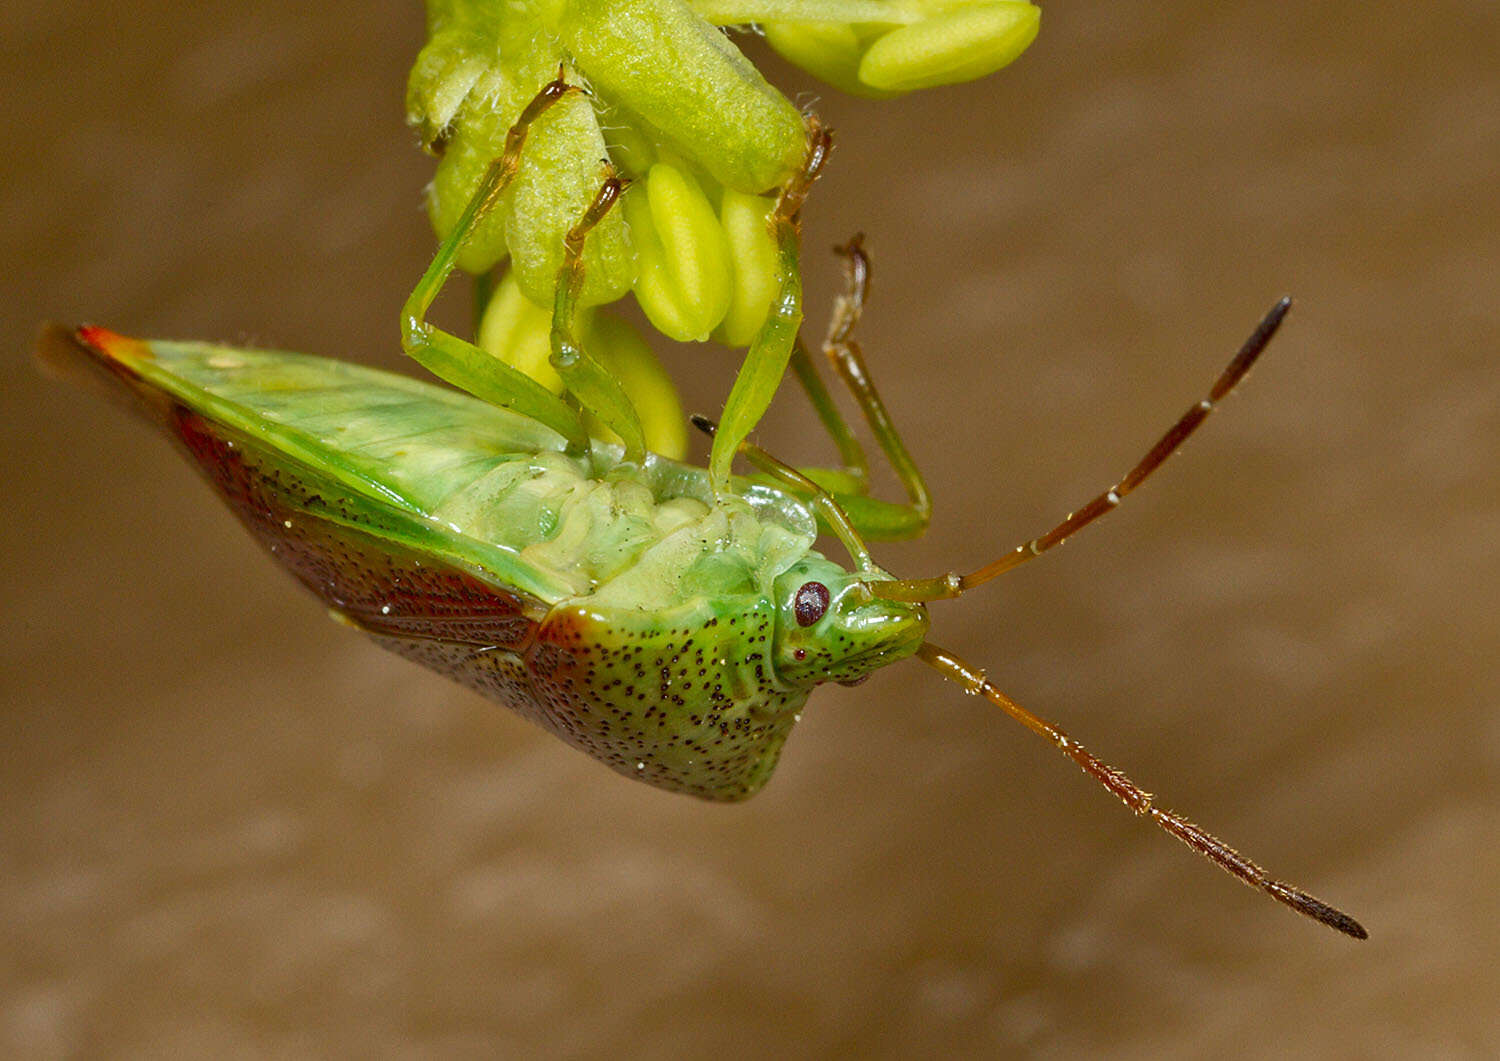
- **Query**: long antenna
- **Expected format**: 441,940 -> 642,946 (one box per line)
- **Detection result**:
917,641 -> 1367,938
874,297 -> 1292,602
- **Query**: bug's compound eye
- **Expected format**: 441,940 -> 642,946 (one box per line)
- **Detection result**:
794,581 -> 830,627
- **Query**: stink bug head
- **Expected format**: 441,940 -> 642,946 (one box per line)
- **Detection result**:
770,557 -> 930,686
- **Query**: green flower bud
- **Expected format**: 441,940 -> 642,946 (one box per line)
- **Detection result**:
626,162 -> 734,342
604,121 -> 658,180
426,103 -> 513,276
715,189 -> 781,347
406,2 -> 510,150
503,88 -> 638,308
411,7 -> 637,305
762,21 -> 895,100
476,270 -> 565,394
425,79 -> 637,303
858,2 -> 1040,94
586,314 -> 689,459
536,0 -> 806,193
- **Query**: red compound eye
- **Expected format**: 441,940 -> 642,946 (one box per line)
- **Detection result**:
794,581 -> 830,627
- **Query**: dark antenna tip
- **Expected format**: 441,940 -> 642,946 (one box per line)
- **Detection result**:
1274,884 -> 1369,940
1255,295 -> 1293,344
1327,909 -> 1370,941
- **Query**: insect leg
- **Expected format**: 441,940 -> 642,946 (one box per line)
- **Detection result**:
826,237 -> 929,512
708,119 -> 833,491
788,337 -> 871,490
914,641 -> 1366,938
549,173 -> 648,463
770,237 -> 933,540
873,298 -> 1292,602
400,72 -> 590,450
822,235 -> 934,537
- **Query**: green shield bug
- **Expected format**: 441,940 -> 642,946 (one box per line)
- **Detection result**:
41,75 -> 1366,941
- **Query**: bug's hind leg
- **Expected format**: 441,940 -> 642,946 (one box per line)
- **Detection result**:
819,235 -> 933,538
548,173 -> 648,463
400,72 -> 589,450
775,237 -> 934,540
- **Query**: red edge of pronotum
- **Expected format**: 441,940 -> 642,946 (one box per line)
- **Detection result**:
77,324 -> 151,360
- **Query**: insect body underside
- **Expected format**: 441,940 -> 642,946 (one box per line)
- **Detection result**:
47,325 -> 814,799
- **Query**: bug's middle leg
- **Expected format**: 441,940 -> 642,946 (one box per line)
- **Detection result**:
691,414 -> 876,573
788,338 -> 870,492
548,173 -> 648,464
400,73 -> 590,450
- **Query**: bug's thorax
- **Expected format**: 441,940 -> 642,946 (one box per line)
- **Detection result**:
532,594 -> 810,799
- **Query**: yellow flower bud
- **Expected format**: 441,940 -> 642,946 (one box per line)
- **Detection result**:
858,2 -> 1041,94
715,189 -> 781,347
762,21 -> 892,100
626,162 -> 734,342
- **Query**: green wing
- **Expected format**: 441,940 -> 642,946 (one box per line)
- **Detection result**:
47,325 -> 586,602
124,337 -> 566,511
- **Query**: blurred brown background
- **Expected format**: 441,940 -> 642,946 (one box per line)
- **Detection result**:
5,1 -> 1497,1056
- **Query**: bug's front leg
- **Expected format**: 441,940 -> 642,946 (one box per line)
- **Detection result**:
708,119 -> 832,490
401,73 -> 591,451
